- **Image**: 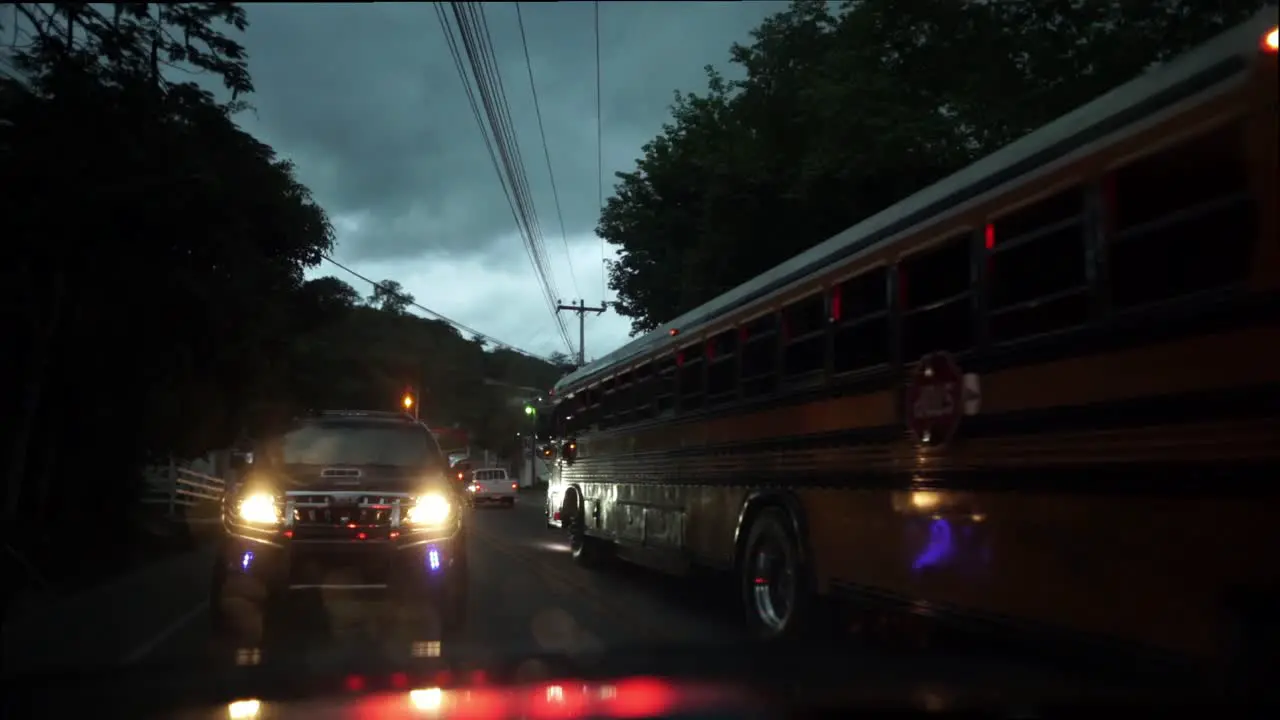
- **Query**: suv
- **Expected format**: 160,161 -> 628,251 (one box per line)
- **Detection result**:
211,411 -> 468,640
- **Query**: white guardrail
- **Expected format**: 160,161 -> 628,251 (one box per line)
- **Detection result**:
140,460 -> 226,517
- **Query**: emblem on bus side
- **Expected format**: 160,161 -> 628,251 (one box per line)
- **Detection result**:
905,351 -> 969,447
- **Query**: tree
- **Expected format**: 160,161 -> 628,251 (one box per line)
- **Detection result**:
1,2 -> 332,591
599,0 -> 1267,333
0,1 -> 576,600
368,279 -> 414,314
547,351 -> 577,374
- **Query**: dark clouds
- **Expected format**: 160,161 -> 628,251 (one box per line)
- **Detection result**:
3,2 -> 784,355
236,2 -> 783,264
238,2 -> 784,356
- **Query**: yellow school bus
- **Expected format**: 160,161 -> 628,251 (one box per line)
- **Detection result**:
547,11 -> 1278,679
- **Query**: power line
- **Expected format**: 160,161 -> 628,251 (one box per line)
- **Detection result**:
436,2 -> 563,344
438,2 -> 574,352
515,2 -> 578,299
594,0 -> 605,303
320,254 -> 554,363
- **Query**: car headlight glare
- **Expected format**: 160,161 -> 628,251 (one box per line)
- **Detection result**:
237,493 -> 280,524
406,494 -> 451,525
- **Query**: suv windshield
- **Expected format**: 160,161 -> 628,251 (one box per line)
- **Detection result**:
277,421 -> 445,468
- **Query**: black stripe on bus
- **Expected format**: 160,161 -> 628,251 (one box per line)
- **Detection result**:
565,459 -> 1280,496
585,382 -> 1279,456
580,289 -> 1279,437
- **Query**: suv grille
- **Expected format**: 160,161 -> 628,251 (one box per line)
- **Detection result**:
287,493 -> 412,528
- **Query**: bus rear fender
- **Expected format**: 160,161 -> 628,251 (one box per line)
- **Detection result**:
733,490 -> 813,577
559,484 -> 583,518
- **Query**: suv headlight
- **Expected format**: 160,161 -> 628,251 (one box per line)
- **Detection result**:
406,494 -> 452,525
237,493 -> 281,524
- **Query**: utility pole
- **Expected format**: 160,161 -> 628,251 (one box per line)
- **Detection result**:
556,299 -> 607,366
524,404 -> 537,488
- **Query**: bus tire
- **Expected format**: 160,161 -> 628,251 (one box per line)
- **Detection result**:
740,506 -> 815,644
565,490 -> 611,567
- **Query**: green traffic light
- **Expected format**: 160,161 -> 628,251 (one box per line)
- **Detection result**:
524,405 -> 535,416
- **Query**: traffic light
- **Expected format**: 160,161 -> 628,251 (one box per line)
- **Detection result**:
403,393 -> 415,410
524,405 -> 536,416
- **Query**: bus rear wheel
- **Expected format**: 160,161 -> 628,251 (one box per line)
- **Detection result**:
740,507 -> 812,643
565,491 -> 611,567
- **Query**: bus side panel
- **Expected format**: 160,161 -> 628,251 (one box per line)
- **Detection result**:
684,484 -> 752,568
567,467 -> 753,569
800,319 -> 1280,664
804,485 -> 1280,663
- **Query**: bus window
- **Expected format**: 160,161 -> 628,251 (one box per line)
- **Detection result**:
599,376 -> 618,429
613,371 -> 636,425
901,232 -> 973,359
832,266 -> 891,374
677,344 -> 705,412
558,398 -> 583,436
706,328 -> 739,405
740,313 -> 779,398
631,362 -> 656,421
987,185 -> 1090,343
1108,121 -> 1255,308
655,355 -> 677,415
782,293 -> 826,381
584,386 -> 602,429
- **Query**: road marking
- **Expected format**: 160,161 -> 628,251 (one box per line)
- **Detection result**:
122,599 -> 209,665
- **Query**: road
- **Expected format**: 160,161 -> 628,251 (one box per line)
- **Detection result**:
3,492 -> 1151,703
4,493 -> 751,675
156,493 -> 748,671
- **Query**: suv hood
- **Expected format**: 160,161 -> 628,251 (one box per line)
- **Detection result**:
274,464 -> 449,494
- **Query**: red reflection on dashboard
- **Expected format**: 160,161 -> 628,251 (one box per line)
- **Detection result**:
529,683 -> 587,719
608,677 -> 674,718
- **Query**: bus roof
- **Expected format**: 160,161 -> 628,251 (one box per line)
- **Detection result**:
556,9 -> 1276,396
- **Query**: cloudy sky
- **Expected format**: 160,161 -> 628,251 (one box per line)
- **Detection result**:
215,1 -> 786,361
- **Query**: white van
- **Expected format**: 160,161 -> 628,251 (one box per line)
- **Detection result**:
467,468 -> 517,507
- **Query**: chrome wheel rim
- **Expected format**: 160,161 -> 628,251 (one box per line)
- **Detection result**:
750,539 -> 795,632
